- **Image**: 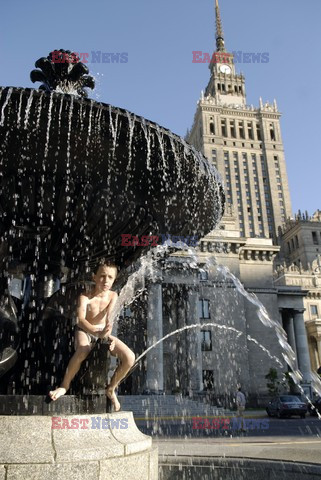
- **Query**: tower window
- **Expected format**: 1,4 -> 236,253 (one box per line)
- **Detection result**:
256,125 -> 262,141
310,305 -> 318,317
230,120 -> 236,138
270,123 -> 276,141
239,121 -> 245,139
198,299 -> 210,318
210,122 -> 215,134
247,122 -> 254,140
217,83 -> 221,91
198,269 -> 208,281
312,232 -> 318,245
201,330 -> 212,351
221,119 -> 227,137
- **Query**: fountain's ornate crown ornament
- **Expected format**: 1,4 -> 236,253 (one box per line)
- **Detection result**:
30,49 -> 95,97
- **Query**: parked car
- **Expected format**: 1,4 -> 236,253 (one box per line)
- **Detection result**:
266,395 -> 308,418
308,396 -> 321,416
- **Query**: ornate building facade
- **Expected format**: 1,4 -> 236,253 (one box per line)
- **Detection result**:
276,211 -> 321,374
188,0 -> 292,242
119,0 -> 318,405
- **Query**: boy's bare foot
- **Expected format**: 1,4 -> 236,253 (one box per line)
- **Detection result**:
49,387 -> 67,401
106,386 -> 121,411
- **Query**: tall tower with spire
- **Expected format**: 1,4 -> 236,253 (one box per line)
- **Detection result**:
215,0 -> 225,51
188,0 -> 292,241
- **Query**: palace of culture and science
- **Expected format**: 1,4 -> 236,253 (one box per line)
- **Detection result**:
120,0 -> 321,405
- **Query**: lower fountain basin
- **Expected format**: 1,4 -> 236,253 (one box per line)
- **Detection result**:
0,412 -> 158,480
159,456 -> 321,480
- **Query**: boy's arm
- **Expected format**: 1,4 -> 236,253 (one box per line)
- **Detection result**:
100,291 -> 118,337
76,294 -> 97,335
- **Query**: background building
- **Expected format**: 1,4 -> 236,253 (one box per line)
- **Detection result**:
188,0 -> 292,242
275,210 -> 321,373
119,0 -> 318,405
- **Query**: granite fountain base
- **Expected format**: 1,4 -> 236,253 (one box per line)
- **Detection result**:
0,410 -> 157,480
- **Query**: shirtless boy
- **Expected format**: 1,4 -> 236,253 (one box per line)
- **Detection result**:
49,262 -> 135,411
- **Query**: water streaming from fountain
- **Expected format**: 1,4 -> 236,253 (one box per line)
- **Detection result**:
1,49 -> 320,479
110,243 -> 321,419
0,50 -> 225,400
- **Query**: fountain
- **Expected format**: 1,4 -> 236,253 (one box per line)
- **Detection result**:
0,50 -> 224,478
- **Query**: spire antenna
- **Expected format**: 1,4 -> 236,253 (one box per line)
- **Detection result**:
215,0 -> 226,52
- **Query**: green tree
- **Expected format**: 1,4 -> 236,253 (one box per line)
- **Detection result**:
282,371 -> 296,393
265,368 -> 281,395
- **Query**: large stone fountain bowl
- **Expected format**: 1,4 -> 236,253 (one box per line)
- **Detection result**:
0,86 -> 225,271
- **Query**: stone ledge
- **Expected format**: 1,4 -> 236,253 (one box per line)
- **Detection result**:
0,466 -> 5,480
110,411 -> 152,455
0,413 -> 157,479
2,448 -> 158,480
0,395 -> 109,415
0,416 -> 54,464
5,462 -> 99,480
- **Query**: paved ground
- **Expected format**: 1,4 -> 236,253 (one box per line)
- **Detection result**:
134,411 -> 321,465
155,435 -> 321,465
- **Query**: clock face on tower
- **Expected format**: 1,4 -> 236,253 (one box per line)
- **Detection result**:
220,64 -> 231,74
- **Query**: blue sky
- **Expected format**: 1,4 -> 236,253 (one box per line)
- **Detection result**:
1,0 -> 320,215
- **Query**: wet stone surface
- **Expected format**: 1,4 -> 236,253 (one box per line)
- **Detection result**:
0,395 -> 110,415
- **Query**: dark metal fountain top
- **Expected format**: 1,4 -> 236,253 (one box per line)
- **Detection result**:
0,51 -> 224,397
0,49 -> 225,274
30,49 -> 95,98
